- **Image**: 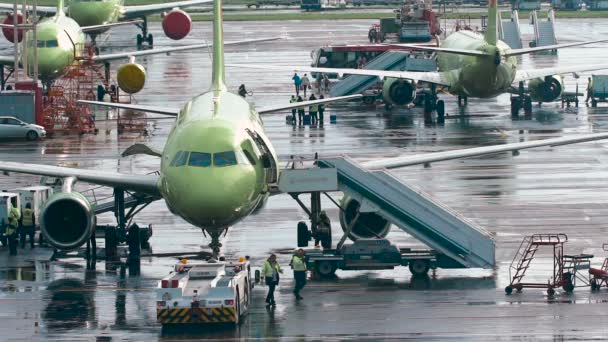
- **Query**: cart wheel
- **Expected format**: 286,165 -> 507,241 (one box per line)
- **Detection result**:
563,282 -> 574,293
591,279 -> 598,291
505,286 -> 513,295
547,287 -> 555,296
254,269 -> 261,283
315,260 -> 337,278
408,259 -> 430,276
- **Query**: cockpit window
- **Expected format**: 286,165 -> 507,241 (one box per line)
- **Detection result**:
214,151 -> 237,167
33,40 -> 59,48
46,40 -> 58,48
170,151 -> 189,167
188,152 -> 211,167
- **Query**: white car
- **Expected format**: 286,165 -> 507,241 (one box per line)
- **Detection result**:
0,116 -> 46,141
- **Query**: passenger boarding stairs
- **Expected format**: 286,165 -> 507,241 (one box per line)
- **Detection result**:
498,10 -> 523,49
508,234 -> 567,285
329,51 -> 436,98
531,10 -> 558,52
315,157 -> 495,269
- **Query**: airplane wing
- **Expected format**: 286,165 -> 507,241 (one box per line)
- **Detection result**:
514,63 -> 608,83
123,0 -> 212,19
257,94 -> 362,114
93,37 -> 280,62
389,44 -> 492,57
79,100 -> 180,116
505,39 -> 608,57
0,3 -> 57,15
0,162 -> 160,195
81,20 -> 143,33
226,63 -> 451,87
360,133 -> 608,170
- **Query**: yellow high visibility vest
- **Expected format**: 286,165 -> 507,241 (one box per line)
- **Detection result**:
8,207 -> 20,228
22,208 -> 34,226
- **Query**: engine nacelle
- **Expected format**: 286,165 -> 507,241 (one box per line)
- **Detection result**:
2,14 -> 24,43
40,192 -> 94,251
117,62 -> 146,94
528,75 -> 564,103
162,9 -> 192,40
339,197 -> 391,240
382,77 -> 416,106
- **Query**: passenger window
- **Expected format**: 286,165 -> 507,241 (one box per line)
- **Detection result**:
46,40 -> 58,48
188,152 -> 211,167
6,119 -> 20,125
214,151 -> 237,167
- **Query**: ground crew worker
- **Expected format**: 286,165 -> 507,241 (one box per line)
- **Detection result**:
301,74 -> 311,98
586,77 -> 593,104
309,94 -> 318,125
20,203 -> 35,249
290,249 -> 307,300
262,253 -> 282,306
7,204 -> 20,256
297,96 -> 305,125
318,95 -> 326,124
238,84 -> 248,98
290,95 -> 297,125
292,73 -> 302,96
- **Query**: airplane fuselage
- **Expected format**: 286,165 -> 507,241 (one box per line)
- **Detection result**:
158,91 -> 278,231
68,0 -> 123,31
25,14 -> 85,82
437,30 -> 518,98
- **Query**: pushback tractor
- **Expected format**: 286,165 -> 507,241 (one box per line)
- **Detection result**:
156,259 -> 252,325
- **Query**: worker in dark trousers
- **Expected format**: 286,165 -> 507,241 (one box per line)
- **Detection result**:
20,203 -> 35,249
290,249 -> 307,300
297,96 -> 305,125
318,95 -> 326,124
290,95 -> 297,125
308,94 -> 318,125
586,77 -> 593,105
262,253 -> 282,306
7,205 -> 20,256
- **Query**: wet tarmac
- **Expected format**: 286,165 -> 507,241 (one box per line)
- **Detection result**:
1,19 -> 608,340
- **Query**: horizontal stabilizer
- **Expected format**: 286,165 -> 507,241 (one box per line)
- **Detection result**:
122,144 -> 162,158
258,94 -> 362,114
505,38 -> 608,57
78,100 -> 180,116
514,63 -> 608,83
390,44 -> 492,57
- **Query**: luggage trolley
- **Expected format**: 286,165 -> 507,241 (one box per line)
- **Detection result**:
589,243 -> 608,291
505,234 -> 579,295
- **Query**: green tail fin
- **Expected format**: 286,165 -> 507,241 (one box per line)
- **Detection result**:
57,0 -> 65,15
211,0 -> 226,92
484,0 -> 498,45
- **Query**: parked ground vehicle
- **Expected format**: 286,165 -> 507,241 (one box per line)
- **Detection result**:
0,116 -> 46,140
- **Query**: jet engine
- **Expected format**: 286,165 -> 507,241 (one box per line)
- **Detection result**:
2,14 -> 23,43
382,78 -> 416,106
528,75 -> 564,103
162,9 -> 192,40
117,62 -> 146,94
339,197 -> 391,240
40,192 -> 94,251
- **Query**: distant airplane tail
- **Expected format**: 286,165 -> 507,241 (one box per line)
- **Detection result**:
211,0 -> 226,92
484,0 -> 498,46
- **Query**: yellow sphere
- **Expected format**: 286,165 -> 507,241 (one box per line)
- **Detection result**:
117,63 -> 146,94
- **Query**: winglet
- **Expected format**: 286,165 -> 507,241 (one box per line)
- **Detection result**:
484,0 -> 497,45
211,0 -> 226,92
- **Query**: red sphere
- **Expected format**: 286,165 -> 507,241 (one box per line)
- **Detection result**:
162,9 -> 192,41
2,14 -> 24,43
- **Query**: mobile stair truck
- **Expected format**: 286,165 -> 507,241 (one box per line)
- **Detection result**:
156,258 -> 252,325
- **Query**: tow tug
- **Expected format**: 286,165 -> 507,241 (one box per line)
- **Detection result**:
156,258 -> 252,325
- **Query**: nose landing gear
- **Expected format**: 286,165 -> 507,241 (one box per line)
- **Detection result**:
136,17 -> 153,47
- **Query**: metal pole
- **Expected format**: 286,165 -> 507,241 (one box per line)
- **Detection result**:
13,0 -> 18,82
21,0 -> 27,79
33,0 -> 37,81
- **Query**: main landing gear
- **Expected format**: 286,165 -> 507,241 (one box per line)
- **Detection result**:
292,191 -> 332,249
136,17 -> 153,47
423,85 -> 446,125
511,81 -> 533,119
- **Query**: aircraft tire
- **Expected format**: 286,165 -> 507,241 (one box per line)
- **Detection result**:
297,221 -> 310,248
436,100 -> 445,124
137,34 -> 143,46
147,34 -> 154,46
510,98 -> 520,118
523,96 -> 532,115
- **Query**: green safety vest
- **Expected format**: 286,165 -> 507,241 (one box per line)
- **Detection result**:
8,207 -> 20,228
291,255 -> 307,271
22,208 -> 34,226
262,260 -> 282,278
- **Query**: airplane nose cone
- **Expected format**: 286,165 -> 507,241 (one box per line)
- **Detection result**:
162,165 -> 260,227
28,48 -> 70,81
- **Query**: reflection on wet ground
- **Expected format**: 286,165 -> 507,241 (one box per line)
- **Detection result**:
1,19 -> 608,340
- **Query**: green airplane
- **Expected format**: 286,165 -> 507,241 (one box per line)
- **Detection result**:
0,0 -> 212,45
0,0 -> 277,85
1,0 -> 607,258
228,0 -> 608,117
